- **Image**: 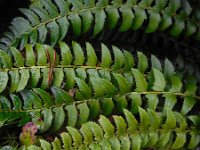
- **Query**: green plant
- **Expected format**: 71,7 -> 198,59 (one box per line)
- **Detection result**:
0,0 -> 199,149
0,0 -> 199,50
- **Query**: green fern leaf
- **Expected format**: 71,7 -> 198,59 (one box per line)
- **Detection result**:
87,100 -> 100,119
138,107 -> 150,130
181,96 -> 196,115
27,145 -> 41,150
169,76 -> 182,92
0,50 -> 12,68
65,104 -> 78,127
33,88 -> 54,108
29,29 -> 38,45
106,7 -> 119,29
162,108 -> 176,129
163,94 -> 177,114
69,14 -> 81,36
51,86 -> 73,105
9,70 -> 20,92
113,73 -> 131,94
0,96 -> 11,110
16,69 -> 30,92
64,68 -> 76,90
100,98 -> 114,116
47,21 -> 60,46
19,8 -> 40,26
50,106 -> 65,132
11,17 -> 32,36
57,17 -> 69,41
112,46 -> 125,70
72,41 -> 85,65
40,0 -> 59,17
101,44 -> 112,68
96,0 -> 108,7
137,51 -> 148,73
188,133 -> 200,149
52,68 -> 64,87
0,72 -> 8,93
81,10 -> 93,33
37,25 -> 48,43
124,50 -> 134,71
40,139 -> 51,150
99,115 -> 114,139
129,93 -> 142,114
169,16 -> 185,36
132,69 -> 148,92
145,10 -> 161,33
164,58 -> 175,77
113,115 -> 127,136
171,133 -> 186,149
52,137 -> 61,150
69,0 -> 83,10
86,42 -> 98,66
60,132 -> 72,149
25,45 -> 36,66
80,123 -> 93,144
151,54 -> 161,71
40,68 -> 49,89
10,94 -> 22,110
10,47 -> 24,67
148,109 -> 161,130
77,103 -> 90,127
131,7 -> 147,30
130,134 -> 141,150
54,0 -> 69,15
152,68 -> 166,91
39,109 -> 53,132
146,94 -> 158,111
88,121 -> 103,141
93,9 -> 106,36
35,44 -> 47,66
67,127 -> 82,147
119,6 -> 134,32
75,77 -> 92,99
59,42 -> 72,65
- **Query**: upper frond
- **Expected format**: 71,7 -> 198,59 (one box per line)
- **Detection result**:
0,0 -> 199,50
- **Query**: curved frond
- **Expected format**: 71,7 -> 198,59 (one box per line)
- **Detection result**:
0,0 -> 199,50
28,109 -> 200,149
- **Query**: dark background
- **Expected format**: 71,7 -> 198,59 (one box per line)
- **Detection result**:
0,0 -> 29,37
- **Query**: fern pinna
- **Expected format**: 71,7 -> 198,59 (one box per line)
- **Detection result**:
0,0 -> 199,51
0,41 -> 199,149
28,109 -> 200,150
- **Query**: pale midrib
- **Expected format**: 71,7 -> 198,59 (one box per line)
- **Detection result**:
0,65 -> 108,72
1,90 -> 200,113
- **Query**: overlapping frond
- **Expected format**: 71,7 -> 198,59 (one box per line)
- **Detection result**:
0,0 -> 199,50
0,43 -> 199,135
27,109 -> 200,149
0,41 -> 135,93
0,42 -> 199,149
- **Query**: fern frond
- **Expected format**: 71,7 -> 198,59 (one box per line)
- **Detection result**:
0,0 -> 199,50
28,109 -> 200,149
1,66 -> 199,132
0,42 -> 136,93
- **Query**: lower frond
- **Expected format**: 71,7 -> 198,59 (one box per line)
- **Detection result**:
27,109 -> 200,150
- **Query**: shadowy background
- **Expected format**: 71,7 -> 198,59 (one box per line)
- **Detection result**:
0,0 -> 29,37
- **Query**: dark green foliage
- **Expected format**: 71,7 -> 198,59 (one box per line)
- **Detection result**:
0,42 -> 199,149
0,0 -> 200,149
0,0 -> 199,50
